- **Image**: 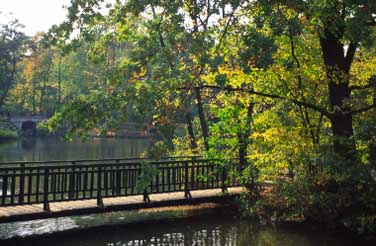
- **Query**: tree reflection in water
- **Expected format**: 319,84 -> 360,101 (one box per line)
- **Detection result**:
2,216 -> 369,246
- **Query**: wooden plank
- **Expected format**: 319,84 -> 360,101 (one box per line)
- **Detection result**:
50,199 -> 97,212
0,185 -> 244,223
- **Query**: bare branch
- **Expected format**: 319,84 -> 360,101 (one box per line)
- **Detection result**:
215,12 -> 235,53
214,2 -> 240,53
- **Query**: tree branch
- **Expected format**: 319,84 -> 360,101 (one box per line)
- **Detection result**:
179,84 -> 332,118
215,11 -> 235,53
349,84 -> 373,91
345,41 -> 358,73
366,20 -> 376,26
351,103 -> 376,114
350,76 -> 376,91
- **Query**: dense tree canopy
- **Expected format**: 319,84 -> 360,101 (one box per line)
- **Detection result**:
1,0 -> 376,228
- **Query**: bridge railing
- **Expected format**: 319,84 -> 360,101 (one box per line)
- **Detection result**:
0,158 -> 239,210
0,156 -> 202,168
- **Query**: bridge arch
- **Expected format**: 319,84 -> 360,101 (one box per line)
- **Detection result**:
21,120 -> 37,136
8,115 -> 48,133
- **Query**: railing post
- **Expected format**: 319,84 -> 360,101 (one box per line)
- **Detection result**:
43,168 -> 50,212
69,161 -> 76,199
1,174 -> 8,206
184,161 -> 191,199
143,188 -> 150,202
19,163 -> 25,204
97,167 -> 104,208
116,167 -> 121,196
222,168 -> 228,193
115,159 -> 120,195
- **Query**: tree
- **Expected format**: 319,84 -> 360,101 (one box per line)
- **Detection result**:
0,17 -> 29,111
251,0 -> 376,164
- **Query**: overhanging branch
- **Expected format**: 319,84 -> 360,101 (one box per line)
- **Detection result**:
350,76 -> 376,91
179,84 -> 332,118
351,103 -> 376,114
349,84 -> 373,91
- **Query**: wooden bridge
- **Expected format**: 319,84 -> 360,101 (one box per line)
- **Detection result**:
0,157 -> 243,223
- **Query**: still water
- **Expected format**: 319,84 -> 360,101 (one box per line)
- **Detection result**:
0,137 -> 151,162
0,214 -> 372,246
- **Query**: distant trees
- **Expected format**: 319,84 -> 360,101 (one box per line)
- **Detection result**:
6,33 -> 112,116
0,17 -> 29,111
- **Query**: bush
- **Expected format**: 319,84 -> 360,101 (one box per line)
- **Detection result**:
0,128 -> 18,138
0,120 -> 18,139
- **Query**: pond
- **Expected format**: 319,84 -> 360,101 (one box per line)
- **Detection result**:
0,137 -> 151,162
0,212 -> 372,246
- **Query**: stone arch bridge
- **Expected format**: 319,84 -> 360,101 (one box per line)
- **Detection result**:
8,116 -> 48,135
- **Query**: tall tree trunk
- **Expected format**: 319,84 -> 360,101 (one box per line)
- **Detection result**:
320,32 -> 357,164
238,102 -> 255,190
32,80 -> 37,115
40,81 -> 46,114
185,109 -> 198,151
0,60 -> 17,111
181,92 -> 198,152
370,141 -> 376,167
370,83 -> 376,167
58,57 -> 62,105
194,87 -> 209,151
238,103 -> 254,170
40,62 -> 52,114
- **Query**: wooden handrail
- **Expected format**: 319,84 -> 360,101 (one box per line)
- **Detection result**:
0,158 -> 239,209
0,156 -> 202,167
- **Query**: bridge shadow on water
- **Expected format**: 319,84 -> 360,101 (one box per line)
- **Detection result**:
0,209 -> 374,246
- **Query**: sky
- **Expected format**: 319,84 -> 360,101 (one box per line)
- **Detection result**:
0,0 -> 71,36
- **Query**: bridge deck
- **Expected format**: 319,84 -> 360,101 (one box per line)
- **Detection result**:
0,187 -> 243,223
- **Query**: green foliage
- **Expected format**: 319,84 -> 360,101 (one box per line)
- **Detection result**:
0,128 -> 17,138
14,0 -> 376,232
142,140 -> 168,160
0,120 -> 18,139
136,161 -> 159,193
240,29 -> 277,71
41,90 -> 127,140
0,17 -> 30,109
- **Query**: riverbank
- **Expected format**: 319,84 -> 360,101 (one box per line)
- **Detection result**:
242,182 -> 376,242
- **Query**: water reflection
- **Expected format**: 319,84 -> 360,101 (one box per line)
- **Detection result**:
0,137 -> 151,162
0,217 -> 78,239
1,216 -> 371,246
95,219 -> 365,246
20,138 -> 37,151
